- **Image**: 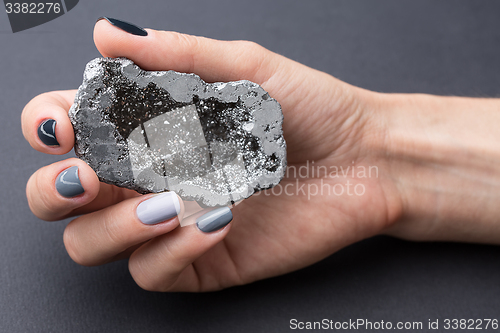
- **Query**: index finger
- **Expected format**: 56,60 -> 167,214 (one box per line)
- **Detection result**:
21,90 -> 77,154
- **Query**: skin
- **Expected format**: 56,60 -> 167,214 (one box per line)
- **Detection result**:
22,20 -> 500,292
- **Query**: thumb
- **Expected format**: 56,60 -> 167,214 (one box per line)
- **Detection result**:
93,18 -> 281,85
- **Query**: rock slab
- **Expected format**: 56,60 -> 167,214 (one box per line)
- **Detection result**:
69,57 -> 287,207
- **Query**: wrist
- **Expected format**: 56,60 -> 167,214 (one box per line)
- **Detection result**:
373,92 -> 500,243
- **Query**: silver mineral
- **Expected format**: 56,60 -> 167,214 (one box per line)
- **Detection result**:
69,57 -> 287,207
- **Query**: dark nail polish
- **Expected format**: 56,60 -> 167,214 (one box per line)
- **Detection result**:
38,119 -> 59,146
196,207 -> 233,233
56,166 -> 84,198
98,17 -> 148,36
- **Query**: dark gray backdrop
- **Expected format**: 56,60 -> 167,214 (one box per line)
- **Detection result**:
1,1 -> 500,332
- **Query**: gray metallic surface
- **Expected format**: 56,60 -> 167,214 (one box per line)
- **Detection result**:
70,58 -> 286,207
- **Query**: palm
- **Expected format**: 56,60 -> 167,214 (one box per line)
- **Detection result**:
178,69 -> 397,290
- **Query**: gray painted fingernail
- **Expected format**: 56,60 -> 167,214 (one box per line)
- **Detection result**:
137,192 -> 180,225
56,166 -> 84,198
196,207 -> 233,233
38,119 -> 59,146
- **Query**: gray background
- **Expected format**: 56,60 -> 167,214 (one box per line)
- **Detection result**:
1,1 -> 500,332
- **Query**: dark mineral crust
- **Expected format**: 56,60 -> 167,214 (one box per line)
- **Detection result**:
69,57 -> 287,207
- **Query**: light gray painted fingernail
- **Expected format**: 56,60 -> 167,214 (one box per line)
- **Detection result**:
55,166 -> 84,198
137,192 -> 180,225
196,207 -> 233,233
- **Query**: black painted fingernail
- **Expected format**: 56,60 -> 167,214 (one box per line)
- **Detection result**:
98,17 -> 148,36
56,166 -> 84,198
196,207 -> 233,233
37,119 -> 59,147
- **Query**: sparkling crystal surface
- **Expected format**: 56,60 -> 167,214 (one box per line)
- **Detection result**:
69,57 -> 287,207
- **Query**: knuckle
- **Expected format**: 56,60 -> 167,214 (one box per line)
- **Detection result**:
99,209 -> 128,250
21,94 -> 43,138
37,176 -> 60,212
22,93 -> 42,114
239,40 -> 261,51
27,171 -> 59,220
174,32 -> 200,51
63,220 -> 92,266
129,260 -> 164,292
26,174 -> 39,216
235,40 -> 266,57
231,40 -> 271,78
38,188 -> 58,214
169,32 -> 200,73
135,277 -> 161,292
23,92 -> 49,116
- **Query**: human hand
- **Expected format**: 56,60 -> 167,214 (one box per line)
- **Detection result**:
22,19 -> 403,291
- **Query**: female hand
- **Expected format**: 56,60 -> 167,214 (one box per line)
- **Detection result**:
22,18 -> 409,292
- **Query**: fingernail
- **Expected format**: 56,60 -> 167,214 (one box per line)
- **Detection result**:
137,192 -> 180,225
196,207 -> 233,233
56,166 -> 84,198
38,119 -> 59,147
98,16 -> 148,36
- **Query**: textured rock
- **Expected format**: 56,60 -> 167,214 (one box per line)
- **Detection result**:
69,57 -> 287,207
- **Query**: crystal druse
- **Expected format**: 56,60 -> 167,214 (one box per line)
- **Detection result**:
69,58 -> 287,207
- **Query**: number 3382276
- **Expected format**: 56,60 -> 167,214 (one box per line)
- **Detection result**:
5,3 -> 61,14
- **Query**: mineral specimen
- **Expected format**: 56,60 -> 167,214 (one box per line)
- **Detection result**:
69,57 -> 287,207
